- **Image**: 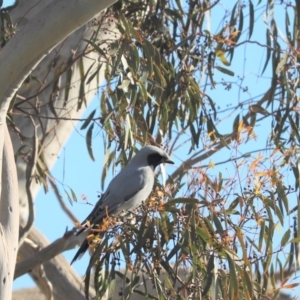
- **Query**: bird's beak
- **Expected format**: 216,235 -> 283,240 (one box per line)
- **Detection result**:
163,156 -> 174,164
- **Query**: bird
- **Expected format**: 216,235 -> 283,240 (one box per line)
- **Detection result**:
71,145 -> 174,264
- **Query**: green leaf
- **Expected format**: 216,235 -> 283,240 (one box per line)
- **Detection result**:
124,114 -> 132,150
189,123 -> 199,147
290,237 -> 300,243
232,114 -> 240,136
215,66 -> 234,76
64,68 -> 72,106
258,220 -> 265,251
226,252 -> 239,299
249,0 -> 254,39
164,8 -> 183,22
143,39 -> 155,57
276,181 -> 289,213
237,5 -> 244,43
86,123 -> 95,161
250,104 -> 268,115
212,212 -> 223,234
153,63 -> 166,88
83,39 -> 107,58
117,79 -> 131,90
228,197 -> 240,211
118,11 -> 131,34
195,227 -> 209,242
64,188 -> 73,205
164,197 -> 199,206
206,95 -> 217,120
86,63 -> 102,85
281,229 -> 291,247
237,265 -> 253,300
276,51 -> 288,74
69,187 -> 77,202
202,254 -> 215,297
110,41 -> 123,77
85,236 -> 110,298
128,43 -> 140,73
207,52 -> 216,88
261,29 -> 271,75
216,49 -> 230,66
80,109 -> 96,130
285,9 -> 292,45
137,81 -> 148,101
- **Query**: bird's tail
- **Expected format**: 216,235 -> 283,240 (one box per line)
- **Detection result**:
71,228 -> 104,264
70,238 -> 90,265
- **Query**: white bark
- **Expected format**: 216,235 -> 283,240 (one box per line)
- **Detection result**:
16,226 -> 94,300
0,0 -> 117,299
0,0 -> 116,173
15,229 -> 88,279
0,0 -> 115,102
0,124 -> 19,300
7,0 -> 118,218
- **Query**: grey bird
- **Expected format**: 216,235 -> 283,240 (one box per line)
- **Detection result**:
71,145 -> 174,264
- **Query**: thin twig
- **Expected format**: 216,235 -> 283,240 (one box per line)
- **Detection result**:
195,148 -> 274,169
19,116 -> 38,247
47,175 -> 79,224
13,110 -> 103,122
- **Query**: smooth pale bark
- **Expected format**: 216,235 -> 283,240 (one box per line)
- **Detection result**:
0,0 -> 117,189
0,124 -> 19,299
0,1 -> 116,299
8,0 -> 118,218
16,226 -> 94,300
14,229 -> 88,279
0,0 -> 115,103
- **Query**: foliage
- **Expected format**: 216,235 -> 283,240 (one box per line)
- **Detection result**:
9,0 -> 300,299
0,0 -> 15,48
73,0 -> 300,299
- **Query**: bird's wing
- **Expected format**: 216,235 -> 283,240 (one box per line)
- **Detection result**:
81,165 -> 153,227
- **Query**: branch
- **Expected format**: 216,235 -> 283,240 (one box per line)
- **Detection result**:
15,226 -> 93,300
19,116 -> 38,246
15,227 -> 87,279
168,79 -> 278,184
0,1 -> 117,177
13,287 -> 47,300
196,148 -> 274,169
48,175 -> 79,224
169,136 -> 232,184
13,111 -> 104,123
0,0 -> 117,104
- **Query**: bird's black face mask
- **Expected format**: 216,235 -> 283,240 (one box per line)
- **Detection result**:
147,153 -> 173,169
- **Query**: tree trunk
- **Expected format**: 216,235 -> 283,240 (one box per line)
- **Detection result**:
0,1 -> 117,299
0,124 -> 19,300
